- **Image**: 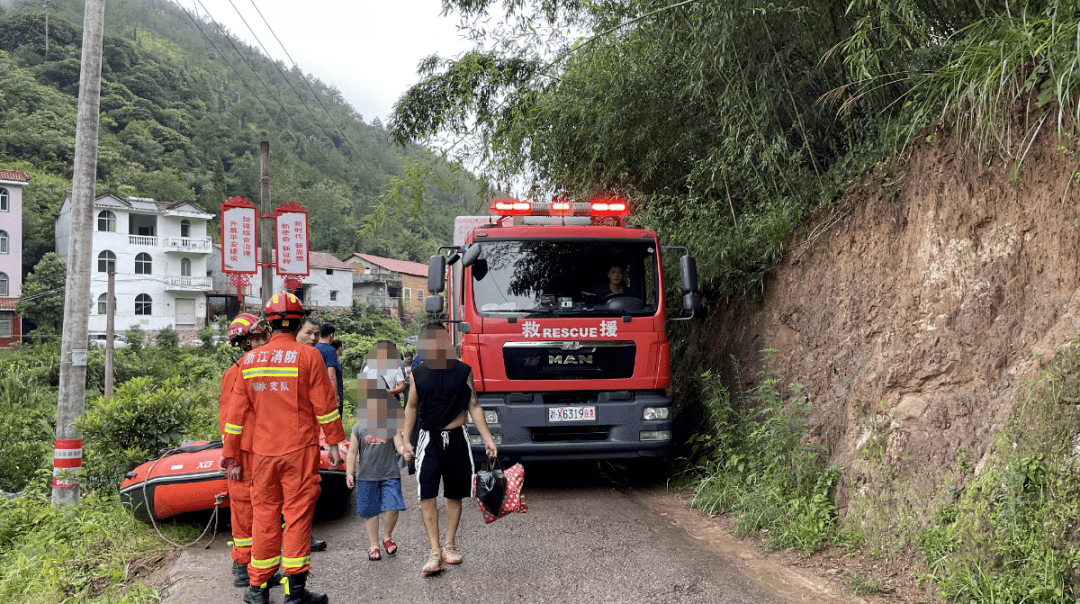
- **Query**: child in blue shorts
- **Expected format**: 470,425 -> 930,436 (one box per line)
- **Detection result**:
345,423 -> 406,561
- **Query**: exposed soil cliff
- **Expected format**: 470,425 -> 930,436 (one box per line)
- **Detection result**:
685,121 -> 1080,548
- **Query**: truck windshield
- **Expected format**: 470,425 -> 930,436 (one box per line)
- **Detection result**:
470,239 -> 659,317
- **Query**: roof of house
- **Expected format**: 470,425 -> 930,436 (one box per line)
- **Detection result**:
0,170 -> 30,183
65,192 -> 211,215
308,251 -> 352,270
349,253 -> 428,277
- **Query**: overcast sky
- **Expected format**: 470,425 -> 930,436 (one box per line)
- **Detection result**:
184,0 -> 475,124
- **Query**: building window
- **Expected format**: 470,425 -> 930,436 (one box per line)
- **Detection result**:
330,290 -> 338,302
0,313 -> 11,338
135,294 -> 152,315
97,210 -> 116,232
404,288 -> 411,301
0,273 -> 7,297
181,257 -> 191,277
180,219 -> 191,238
326,269 -> 333,275
0,188 -> 8,212
97,293 -> 108,315
97,250 -> 116,273
0,230 -> 7,254
135,252 -> 152,275
417,290 -> 424,302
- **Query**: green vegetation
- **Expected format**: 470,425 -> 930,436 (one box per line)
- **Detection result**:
916,348 -> 1080,603
391,0 -> 1080,298
685,354 -> 840,555
0,0 -> 479,275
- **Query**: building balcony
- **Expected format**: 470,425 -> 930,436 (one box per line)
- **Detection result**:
164,276 -> 212,291
352,271 -> 402,285
128,235 -> 158,247
163,237 -> 213,253
359,294 -> 401,309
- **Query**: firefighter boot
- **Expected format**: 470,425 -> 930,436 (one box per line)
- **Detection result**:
283,571 -> 329,604
232,561 -> 250,588
241,583 -> 270,604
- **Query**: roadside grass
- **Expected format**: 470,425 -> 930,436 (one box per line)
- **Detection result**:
0,481 -> 197,603
915,345 -> 1080,603
684,352 -> 840,555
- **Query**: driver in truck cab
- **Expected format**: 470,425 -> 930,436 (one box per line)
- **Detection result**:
591,264 -> 630,301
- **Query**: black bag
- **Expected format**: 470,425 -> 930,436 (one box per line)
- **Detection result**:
473,458 -> 507,517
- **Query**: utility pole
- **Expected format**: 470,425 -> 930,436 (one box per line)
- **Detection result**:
259,141 -> 272,307
104,266 -> 114,398
53,0 -> 106,506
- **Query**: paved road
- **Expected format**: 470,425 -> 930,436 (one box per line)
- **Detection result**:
160,463 -> 794,604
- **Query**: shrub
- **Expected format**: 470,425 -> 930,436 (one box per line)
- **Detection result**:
155,325 -> 178,349
77,376 -> 212,491
123,325 -> 145,352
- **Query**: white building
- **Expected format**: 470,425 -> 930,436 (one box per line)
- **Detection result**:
55,193 -> 214,334
207,246 -> 353,311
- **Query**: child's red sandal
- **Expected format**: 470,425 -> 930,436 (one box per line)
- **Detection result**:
368,547 -> 381,561
383,539 -> 398,556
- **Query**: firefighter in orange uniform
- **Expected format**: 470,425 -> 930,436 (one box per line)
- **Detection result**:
219,313 -> 272,589
221,293 -> 345,604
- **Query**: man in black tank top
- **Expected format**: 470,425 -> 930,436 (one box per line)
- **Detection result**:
401,323 -> 498,576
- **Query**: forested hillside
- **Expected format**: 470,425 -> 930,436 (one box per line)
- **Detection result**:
0,0 -> 479,278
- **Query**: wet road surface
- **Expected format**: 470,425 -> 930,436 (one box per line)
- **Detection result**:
160,462 -> 791,604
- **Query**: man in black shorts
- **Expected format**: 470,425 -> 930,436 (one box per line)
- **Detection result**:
401,323 -> 497,576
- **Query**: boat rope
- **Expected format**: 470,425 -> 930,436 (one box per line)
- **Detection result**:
142,447 -> 227,549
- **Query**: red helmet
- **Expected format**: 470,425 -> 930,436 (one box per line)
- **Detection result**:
265,291 -> 304,323
228,313 -> 268,345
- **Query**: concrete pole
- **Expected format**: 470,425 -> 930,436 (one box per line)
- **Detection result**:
104,266 -> 114,398
53,0 -> 106,506
259,141 -> 272,306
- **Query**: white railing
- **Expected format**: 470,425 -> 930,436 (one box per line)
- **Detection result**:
164,276 -> 212,290
128,235 -> 158,246
162,236 -> 213,253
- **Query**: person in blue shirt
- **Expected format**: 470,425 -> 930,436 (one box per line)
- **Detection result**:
314,323 -> 344,417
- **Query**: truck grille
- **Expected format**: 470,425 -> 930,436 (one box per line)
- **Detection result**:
531,426 -> 611,442
503,341 -> 635,380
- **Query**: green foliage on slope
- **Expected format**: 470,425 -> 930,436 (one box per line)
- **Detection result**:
391,0 -> 1080,298
0,0 -> 481,275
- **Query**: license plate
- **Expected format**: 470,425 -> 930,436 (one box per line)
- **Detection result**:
548,406 -> 596,422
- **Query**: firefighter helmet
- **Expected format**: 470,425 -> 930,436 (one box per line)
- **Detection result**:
228,312 -> 267,345
265,291 -> 304,324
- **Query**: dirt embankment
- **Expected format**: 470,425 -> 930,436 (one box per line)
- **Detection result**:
686,123 -> 1080,533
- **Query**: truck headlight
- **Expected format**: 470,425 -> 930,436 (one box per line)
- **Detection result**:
639,430 -> 671,441
469,433 -> 503,445
485,410 -> 499,424
643,407 -> 670,421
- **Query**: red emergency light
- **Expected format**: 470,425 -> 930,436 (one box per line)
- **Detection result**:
490,198 -> 533,215
588,197 -> 630,217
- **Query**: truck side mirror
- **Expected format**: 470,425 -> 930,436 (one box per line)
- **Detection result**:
461,244 -> 482,268
428,254 -> 446,293
679,255 -> 698,292
683,292 -> 701,312
425,294 -> 444,314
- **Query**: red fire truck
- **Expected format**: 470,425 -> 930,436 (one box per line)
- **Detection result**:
425,197 -> 700,462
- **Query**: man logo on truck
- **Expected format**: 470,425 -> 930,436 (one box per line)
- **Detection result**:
548,354 -> 594,365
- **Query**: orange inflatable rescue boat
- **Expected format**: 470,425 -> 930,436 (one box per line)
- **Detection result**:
120,439 -> 349,523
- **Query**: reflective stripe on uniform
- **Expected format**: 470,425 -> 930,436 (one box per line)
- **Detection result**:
282,555 -> 310,568
250,555 -> 281,569
224,423 -> 243,435
232,536 -> 252,547
242,367 -> 299,379
316,409 -> 340,424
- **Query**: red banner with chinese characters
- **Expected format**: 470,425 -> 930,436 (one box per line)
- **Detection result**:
220,197 -> 258,299
275,201 -> 309,291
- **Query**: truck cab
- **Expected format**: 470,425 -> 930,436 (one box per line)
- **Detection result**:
428,198 -> 699,463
